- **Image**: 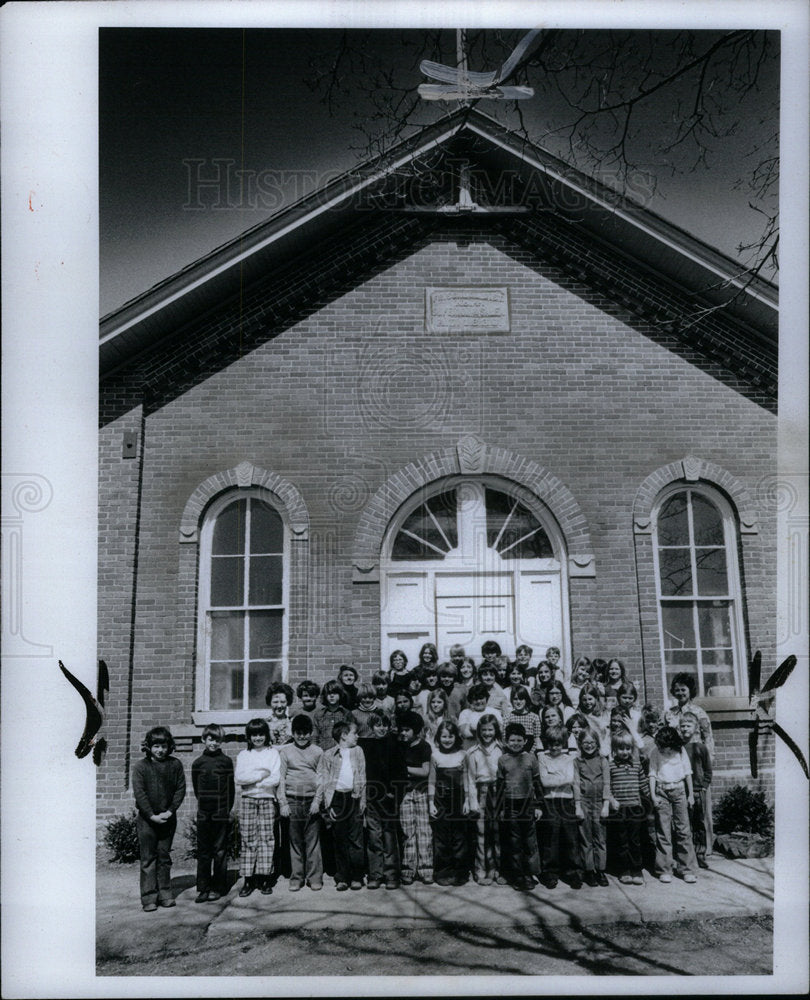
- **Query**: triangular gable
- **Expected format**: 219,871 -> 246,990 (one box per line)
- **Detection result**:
100,108 -> 777,377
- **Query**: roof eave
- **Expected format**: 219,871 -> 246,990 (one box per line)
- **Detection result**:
100,107 -> 777,369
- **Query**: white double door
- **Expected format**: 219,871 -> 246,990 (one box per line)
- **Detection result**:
382,566 -> 564,666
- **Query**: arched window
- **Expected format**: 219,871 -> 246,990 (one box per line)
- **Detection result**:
197,489 -> 288,710
382,478 -> 568,669
652,485 -> 746,697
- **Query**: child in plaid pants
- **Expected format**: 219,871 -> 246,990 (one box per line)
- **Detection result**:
234,718 -> 281,897
397,710 -> 434,884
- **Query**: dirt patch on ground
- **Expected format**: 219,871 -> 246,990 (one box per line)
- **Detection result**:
98,914 -> 773,978
97,851 -> 773,978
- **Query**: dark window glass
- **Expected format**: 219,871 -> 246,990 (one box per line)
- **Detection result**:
486,489 -> 553,559
695,547 -> 728,596
656,490 -> 740,697
210,556 -> 244,606
691,493 -> 725,546
661,603 -> 696,650
206,494 -> 286,709
212,499 -> 246,555
658,547 -> 693,596
249,662 -> 282,708
249,609 -> 283,660
249,555 -> 283,605
657,492 -> 689,546
210,610 -> 244,659
251,501 -> 284,553
392,489 -> 456,560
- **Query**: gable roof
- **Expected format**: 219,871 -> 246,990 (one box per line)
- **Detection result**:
100,107 -> 777,376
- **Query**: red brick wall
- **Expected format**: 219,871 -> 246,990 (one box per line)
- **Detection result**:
98,218 -> 777,822
97,398 -> 143,819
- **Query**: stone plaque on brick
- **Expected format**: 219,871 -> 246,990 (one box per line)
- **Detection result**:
425,287 -> 510,334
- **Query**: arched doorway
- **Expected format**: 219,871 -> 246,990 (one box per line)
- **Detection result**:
380,477 -> 570,668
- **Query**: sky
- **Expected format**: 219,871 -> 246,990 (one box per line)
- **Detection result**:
99,27 -> 780,315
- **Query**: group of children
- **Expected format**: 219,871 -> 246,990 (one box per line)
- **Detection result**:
132,642 -> 713,910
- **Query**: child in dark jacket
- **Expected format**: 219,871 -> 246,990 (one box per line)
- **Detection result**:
336,665 -> 360,711
191,723 -> 234,902
638,704 -> 662,871
679,711 -> 713,869
131,726 -> 186,911
359,710 -> 408,889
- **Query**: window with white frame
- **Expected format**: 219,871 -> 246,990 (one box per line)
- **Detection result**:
652,485 -> 746,698
198,489 -> 288,710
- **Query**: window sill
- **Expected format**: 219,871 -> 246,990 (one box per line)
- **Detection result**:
694,696 -> 752,723
191,710 -> 268,727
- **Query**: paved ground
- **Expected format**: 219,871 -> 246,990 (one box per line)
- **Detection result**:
97,855 -> 774,973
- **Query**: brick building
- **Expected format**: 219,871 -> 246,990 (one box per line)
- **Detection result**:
98,109 -> 777,822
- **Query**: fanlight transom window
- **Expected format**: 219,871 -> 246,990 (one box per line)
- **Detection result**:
391,484 -> 554,562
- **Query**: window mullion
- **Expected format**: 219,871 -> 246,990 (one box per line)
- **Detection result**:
499,525 -> 541,555
723,510 -> 742,692
692,602 -> 704,696
685,493 -> 705,694
242,499 -> 252,709
400,527 -> 447,556
686,490 -> 698,598
426,502 -> 452,552
492,498 -> 519,551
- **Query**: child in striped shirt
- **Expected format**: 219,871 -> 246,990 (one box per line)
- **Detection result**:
503,685 -> 543,752
608,731 -> 649,886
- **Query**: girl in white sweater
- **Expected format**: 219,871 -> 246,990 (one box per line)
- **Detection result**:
235,718 -> 281,897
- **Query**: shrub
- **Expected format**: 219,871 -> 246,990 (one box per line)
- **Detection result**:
714,785 -> 774,837
103,810 -> 140,863
184,814 -> 241,860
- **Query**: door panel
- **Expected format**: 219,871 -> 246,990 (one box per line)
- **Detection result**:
381,572 -> 433,667
435,572 -> 513,598
383,566 -> 564,667
515,570 -> 562,651
436,593 -> 514,662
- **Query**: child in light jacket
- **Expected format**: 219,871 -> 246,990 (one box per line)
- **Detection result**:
234,718 -> 281,897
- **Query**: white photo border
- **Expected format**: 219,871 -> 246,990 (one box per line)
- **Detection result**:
1,1 -> 807,996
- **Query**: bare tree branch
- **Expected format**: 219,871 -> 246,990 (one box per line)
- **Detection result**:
303,29 -> 779,280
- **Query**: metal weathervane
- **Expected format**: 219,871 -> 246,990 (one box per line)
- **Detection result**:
419,28 -> 540,103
